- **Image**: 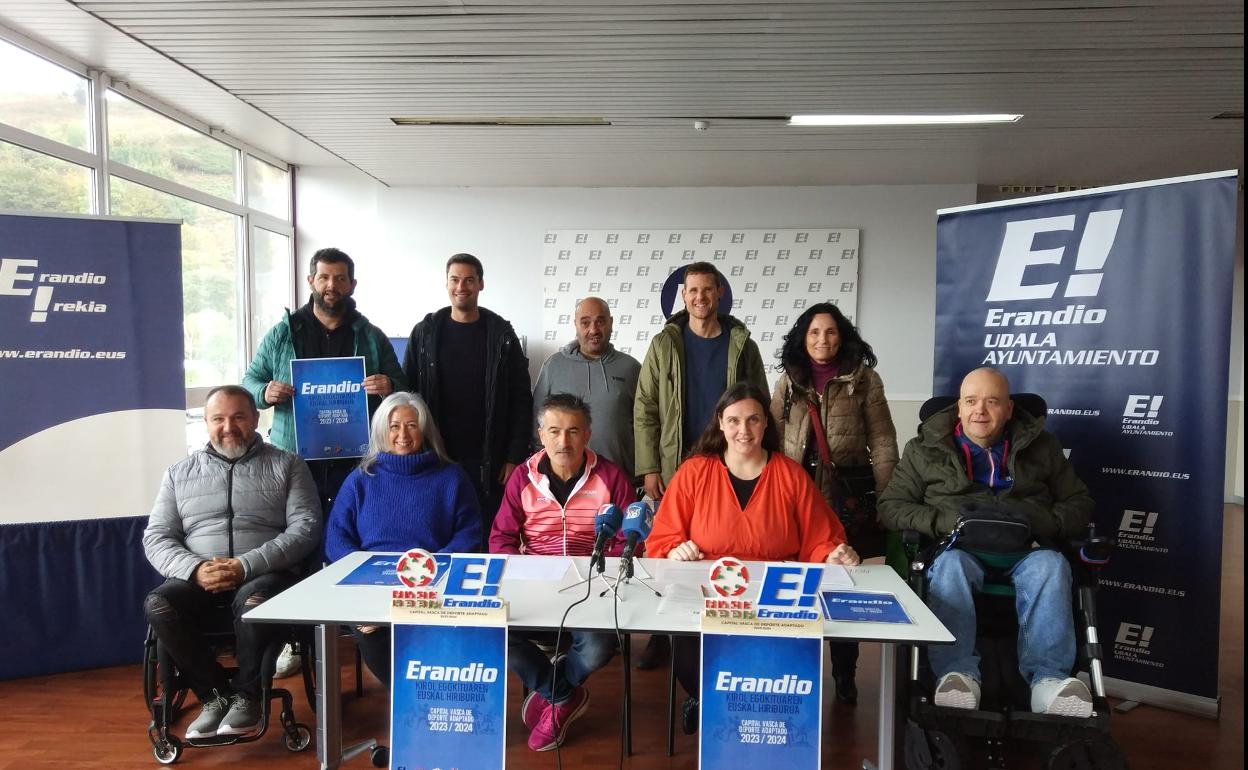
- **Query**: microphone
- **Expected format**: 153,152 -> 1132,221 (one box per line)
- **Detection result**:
589,504 -> 623,574
618,501 -> 654,578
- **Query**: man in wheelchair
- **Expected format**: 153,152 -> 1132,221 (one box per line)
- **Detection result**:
142,385 -> 321,741
879,367 -> 1095,718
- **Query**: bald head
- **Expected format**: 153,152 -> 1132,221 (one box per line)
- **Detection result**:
573,296 -> 613,359
957,367 -> 1014,448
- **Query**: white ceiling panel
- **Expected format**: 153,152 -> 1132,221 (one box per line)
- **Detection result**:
1,0 -> 1242,186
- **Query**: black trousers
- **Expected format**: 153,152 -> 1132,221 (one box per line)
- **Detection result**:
458,459 -> 503,549
144,572 -> 297,701
352,625 -> 392,687
673,635 -> 700,698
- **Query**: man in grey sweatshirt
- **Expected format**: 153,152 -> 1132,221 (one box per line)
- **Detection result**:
532,297 -> 641,479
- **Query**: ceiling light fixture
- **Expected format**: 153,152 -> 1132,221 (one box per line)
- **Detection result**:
789,114 -> 1022,126
390,116 -> 609,126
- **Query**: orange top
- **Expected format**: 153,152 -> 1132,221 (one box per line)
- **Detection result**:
647,452 -> 847,563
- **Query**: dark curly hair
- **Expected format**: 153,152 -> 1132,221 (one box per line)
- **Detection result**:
687,382 -> 781,457
776,302 -> 877,381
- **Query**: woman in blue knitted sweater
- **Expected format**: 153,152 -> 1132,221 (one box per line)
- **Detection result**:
325,391 -> 481,683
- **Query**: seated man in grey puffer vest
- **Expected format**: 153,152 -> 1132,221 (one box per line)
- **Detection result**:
143,385 -> 320,741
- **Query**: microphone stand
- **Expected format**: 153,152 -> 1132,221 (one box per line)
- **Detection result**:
598,555 -> 662,600
558,551 -> 619,597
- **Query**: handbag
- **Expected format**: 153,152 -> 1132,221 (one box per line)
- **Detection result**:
943,501 -> 1033,554
805,401 -> 885,555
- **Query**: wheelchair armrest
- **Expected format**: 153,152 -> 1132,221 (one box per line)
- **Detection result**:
1077,535 -> 1113,565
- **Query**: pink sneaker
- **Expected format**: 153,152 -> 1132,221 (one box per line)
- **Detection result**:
527,686 -> 590,751
521,689 -> 549,730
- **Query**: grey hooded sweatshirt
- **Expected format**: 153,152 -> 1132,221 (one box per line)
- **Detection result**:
532,341 -> 642,478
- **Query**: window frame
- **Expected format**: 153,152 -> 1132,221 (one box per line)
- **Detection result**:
0,28 -> 297,408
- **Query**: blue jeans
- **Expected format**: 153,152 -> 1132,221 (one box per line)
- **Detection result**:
926,548 -> 1074,686
509,631 -> 617,705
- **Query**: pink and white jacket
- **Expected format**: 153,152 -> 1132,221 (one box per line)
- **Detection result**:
489,449 -> 636,556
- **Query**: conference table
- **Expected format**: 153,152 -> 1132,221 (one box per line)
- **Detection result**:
244,551 -> 953,770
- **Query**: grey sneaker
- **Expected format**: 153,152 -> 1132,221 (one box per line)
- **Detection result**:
933,672 -> 981,710
274,643 -> 302,679
216,693 -> 263,736
1031,677 -> 1093,718
185,691 -> 230,740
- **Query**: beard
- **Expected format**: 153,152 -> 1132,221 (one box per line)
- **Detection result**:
312,290 -> 351,316
211,436 -> 251,459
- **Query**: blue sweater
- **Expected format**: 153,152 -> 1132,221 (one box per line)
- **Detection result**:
325,451 -> 481,561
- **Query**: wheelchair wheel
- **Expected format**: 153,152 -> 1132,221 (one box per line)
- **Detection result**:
370,745 -> 390,768
1047,738 -> 1129,770
283,723 -> 312,752
904,720 -> 965,770
152,735 -> 183,765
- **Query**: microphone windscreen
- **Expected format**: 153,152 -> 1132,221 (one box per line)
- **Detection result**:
621,501 -> 654,540
595,504 -> 623,537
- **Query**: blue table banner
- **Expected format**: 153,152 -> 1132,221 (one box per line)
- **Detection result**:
700,633 -> 822,768
290,356 -> 369,460
390,623 -> 507,770
336,553 -> 452,586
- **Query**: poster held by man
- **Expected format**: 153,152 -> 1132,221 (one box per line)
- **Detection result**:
290,356 -> 370,460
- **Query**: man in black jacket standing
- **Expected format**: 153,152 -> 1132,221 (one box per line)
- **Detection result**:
403,253 -> 532,542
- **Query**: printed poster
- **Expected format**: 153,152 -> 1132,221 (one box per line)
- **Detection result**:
291,356 -> 369,460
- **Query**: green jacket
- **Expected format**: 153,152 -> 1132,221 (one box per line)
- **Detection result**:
242,304 -> 407,453
878,403 -> 1092,542
633,310 -> 768,483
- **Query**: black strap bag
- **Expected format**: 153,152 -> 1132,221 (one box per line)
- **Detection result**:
941,501 -> 1033,555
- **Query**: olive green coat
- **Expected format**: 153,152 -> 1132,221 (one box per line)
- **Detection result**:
878,404 -> 1093,541
633,311 -> 768,483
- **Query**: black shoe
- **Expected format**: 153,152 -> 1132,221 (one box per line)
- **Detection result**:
833,671 -> 858,705
636,635 -> 670,670
680,697 -> 699,735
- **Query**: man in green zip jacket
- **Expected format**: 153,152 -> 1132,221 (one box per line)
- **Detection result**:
243,247 -> 406,520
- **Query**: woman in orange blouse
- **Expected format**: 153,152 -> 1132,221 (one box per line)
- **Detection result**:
647,381 -> 859,732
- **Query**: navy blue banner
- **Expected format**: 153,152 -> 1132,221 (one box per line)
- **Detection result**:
934,172 -> 1238,706
0,212 -> 184,680
0,214 -> 182,457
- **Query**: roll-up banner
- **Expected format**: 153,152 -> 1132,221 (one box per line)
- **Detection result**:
933,171 -> 1238,717
0,211 -> 185,678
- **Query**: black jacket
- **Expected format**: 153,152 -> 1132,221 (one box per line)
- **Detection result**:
402,307 -> 532,479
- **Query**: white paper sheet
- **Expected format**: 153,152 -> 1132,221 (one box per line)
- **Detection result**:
657,582 -> 705,617
656,561 -> 712,582
503,555 -> 574,581
819,564 -> 855,589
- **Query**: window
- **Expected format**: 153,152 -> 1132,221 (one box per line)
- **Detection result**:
106,90 -> 239,202
0,139 -> 91,214
110,176 -> 242,387
251,227 -> 294,355
0,39 -> 90,151
246,156 -> 290,219
1,32 -> 294,401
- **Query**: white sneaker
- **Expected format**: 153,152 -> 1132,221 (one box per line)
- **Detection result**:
1031,677 -> 1093,718
933,672 -> 981,710
274,643 -> 302,679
